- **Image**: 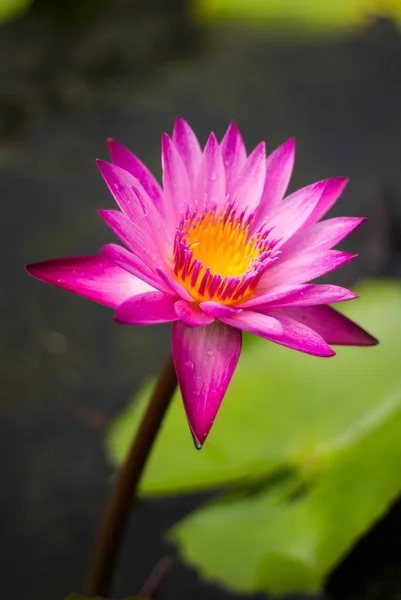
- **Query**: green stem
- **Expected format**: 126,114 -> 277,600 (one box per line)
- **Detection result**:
85,354 -> 177,597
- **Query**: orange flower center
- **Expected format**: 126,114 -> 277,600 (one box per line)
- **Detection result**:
173,204 -> 276,305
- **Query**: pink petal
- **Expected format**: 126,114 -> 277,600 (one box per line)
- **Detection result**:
155,267 -> 194,302
254,137 -> 295,224
174,300 -> 215,327
172,117 -> 202,187
280,216 -> 365,258
172,320 -> 242,448
257,250 -> 356,291
220,121 -> 247,196
266,180 -> 328,245
97,160 -> 170,246
302,176 -> 349,228
221,310 -> 335,357
196,132 -> 226,210
200,301 -> 241,319
241,283 -> 357,309
98,209 -> 163,266
115,291 -> 178,324
101,243 -> 168,293
161,133 -> 191,218
106,138 -> 164,211
230,142 -> 266,213
259,284 -> 357,308
26,255 -> 154,308
270,306 -> 378,346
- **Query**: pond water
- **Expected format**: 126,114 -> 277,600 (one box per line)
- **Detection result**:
1,2 -> 401,599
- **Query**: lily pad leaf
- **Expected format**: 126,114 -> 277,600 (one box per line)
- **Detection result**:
107,280 -> 401,496
194,0 -> 401,32
170,387 -> 401,595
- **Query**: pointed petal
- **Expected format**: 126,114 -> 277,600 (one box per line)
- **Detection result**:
259,284 -> 357,308
266,180 -> 328,245
106,138 -> 164,211
271,306 -> 378,346
221,310 -> 335,357
155,267 -> 194,302
172,117 -> 202,187
101,243 -> 168,292
196,132 -> 226,210
302,176 -> 349,228
281,216 -> 365,257
172,320 -> 242,447
98,209 -> 162,266
26,255 -> 154,308
230,142 -> 266,212
238,284 -> 311,309
256,137 -> 295,218
257,250 -> 356,291
220,121 -> 247,195
115,291 -> 178,324
241,284 -> 357,309
97,160 -> 171,246
162,133 -> 191,217
174,300 -> 215,327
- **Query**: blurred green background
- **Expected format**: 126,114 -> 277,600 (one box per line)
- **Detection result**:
1,1 -> 401,600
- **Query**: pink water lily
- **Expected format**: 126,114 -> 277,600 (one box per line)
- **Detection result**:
27,118 -> 377,448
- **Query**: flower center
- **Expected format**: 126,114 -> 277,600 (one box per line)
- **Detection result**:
173,203 -> 277,304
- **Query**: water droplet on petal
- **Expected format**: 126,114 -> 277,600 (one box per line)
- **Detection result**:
206,349 -> 214,357
192,389 -> 200,397
196,375 -> 201,381
185,360 -> 194,370
210,172 -> 218,182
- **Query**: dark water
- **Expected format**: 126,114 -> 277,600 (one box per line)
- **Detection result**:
1,2 -> 401,599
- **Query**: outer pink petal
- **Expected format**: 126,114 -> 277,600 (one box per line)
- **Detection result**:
106,138 -> 164,211
257,250 -> 356,291
196,132 -> 226,210
101,243 -> 168,293
161,133 -> 191,219
26,255 -> 154,308
97,160 -> 171,247
270,306 -> 378,346
220,121 -> 247,195
172,320 -> 242,448
115,291 -> 178,324
221,310 -> 335,357
241,284 -> 357,309
98,209 -> 163,267
172,117 -> 202,187
302,176 -> 348,228
259,284 -> 357,308
174,300 -> 215,327
238,284 -> 311,309
230,142 -> 266,213
254,137 -> 295,224
266,180 -> 328,245
280,216 -> 365,258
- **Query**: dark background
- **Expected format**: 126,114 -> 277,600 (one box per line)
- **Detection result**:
1,1 -> 401,599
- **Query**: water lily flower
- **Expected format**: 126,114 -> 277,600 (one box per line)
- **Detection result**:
27,118 -> 377,447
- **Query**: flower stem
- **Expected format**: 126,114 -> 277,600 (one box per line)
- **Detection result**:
85,354 -> 177,597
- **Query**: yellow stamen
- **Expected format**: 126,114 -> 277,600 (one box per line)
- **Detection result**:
173,206 -> 269,304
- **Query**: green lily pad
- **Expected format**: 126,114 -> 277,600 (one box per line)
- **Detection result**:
0,0 -> 32,22
107,280 -> 400,496
193,0 -> 401,32
171,385 -> 401,594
